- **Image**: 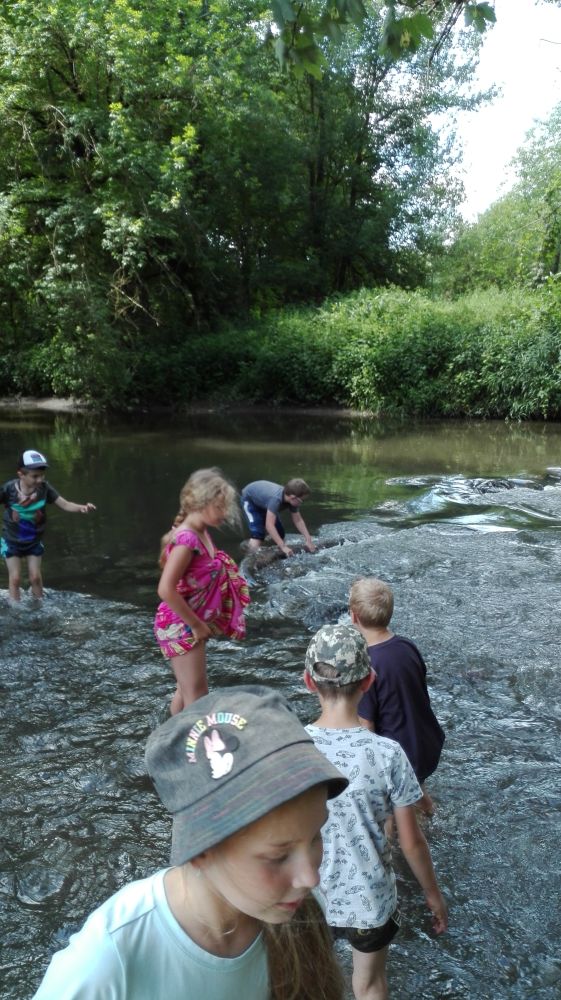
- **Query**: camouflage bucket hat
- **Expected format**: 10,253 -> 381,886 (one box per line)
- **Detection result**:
305,623 -> 371,685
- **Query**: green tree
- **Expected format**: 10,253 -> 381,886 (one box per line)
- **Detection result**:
285,15 -> 481,293
515,106 -> 561,280
0,0 -> 258,400
437,102 -> 561,293
0,0 -> 493,404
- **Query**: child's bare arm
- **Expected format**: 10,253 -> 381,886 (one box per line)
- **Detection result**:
265,510 -> 294,556
290,510 -> 316,552
55,497 -> 96,514
393,804 -> 448,934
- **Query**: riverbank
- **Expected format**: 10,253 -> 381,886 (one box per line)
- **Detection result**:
0,396 -> 374,419
0,397 -> 88,412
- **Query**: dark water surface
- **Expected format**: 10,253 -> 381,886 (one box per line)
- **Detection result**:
1,408 -> 561,999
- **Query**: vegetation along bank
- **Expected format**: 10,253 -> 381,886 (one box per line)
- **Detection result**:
2,284 -> 561,421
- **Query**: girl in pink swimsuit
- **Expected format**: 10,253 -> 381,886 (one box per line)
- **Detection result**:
154,468 -> 250,713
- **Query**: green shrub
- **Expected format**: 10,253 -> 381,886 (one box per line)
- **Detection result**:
4,283 -> 561,419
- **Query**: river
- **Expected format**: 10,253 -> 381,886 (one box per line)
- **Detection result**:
1,407 -> 560,999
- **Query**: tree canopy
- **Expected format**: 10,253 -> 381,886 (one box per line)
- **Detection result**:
0,0 -> 495,404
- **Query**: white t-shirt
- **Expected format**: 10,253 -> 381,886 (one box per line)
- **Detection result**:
305,726 -> 421,929
33,869 -> 268,1000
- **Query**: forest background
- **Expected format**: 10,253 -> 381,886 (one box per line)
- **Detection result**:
1,0 -> 561,420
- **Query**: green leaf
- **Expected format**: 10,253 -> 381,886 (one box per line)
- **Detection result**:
410,12 -> 434,41
271,0 -> 296,28
294,29 -> 317,50
303,59 -> 323,79
475,3 -> 497,24
465,3 -> 497,32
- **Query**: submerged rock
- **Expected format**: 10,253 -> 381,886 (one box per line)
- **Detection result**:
239,538 -> 344,584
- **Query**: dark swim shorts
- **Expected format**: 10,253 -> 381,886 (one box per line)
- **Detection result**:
1,538 -> 45,559
331,910 -> 401,953
241,497 -> 285,541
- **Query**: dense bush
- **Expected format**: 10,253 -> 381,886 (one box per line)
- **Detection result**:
4,284 -> 561,420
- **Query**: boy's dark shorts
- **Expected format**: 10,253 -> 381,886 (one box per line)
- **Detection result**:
331,910 -> 401,953
1,538 -> 45,559
241,498 -> 285,541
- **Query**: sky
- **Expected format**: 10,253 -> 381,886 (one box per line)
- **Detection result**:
457,0 -> 561,219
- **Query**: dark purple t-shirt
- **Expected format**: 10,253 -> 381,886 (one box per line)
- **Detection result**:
357,635 -> 445,783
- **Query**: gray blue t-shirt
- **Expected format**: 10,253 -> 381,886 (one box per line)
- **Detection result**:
306,726 -> 421,928
241,481 -> 298,514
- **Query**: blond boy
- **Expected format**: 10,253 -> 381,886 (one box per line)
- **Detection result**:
350,577 -> 444,816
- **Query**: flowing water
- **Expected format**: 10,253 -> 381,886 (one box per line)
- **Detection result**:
1,407 -> 560,999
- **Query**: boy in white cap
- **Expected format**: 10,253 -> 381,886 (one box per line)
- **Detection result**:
0,449 -> 96,601
304,623 -> 448,1000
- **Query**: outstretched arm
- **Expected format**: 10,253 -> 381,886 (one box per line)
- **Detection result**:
290,510 -> 316,552
55,497 -> 96,514
394,804 -> 448,934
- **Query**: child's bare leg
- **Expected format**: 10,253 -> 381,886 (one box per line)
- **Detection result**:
351,946 -> 389,1000
170,643 -> 209,713
247,538 -> 262,552
27,555 -> 44,599
6,556 -> 23,602
416,784 -> 435,816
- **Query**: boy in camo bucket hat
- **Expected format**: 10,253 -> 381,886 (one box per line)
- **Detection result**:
304,623 -> 448,1000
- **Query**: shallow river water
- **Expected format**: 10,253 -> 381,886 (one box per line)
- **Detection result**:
1,408 -> 560,999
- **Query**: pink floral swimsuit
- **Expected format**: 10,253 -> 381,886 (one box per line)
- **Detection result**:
154,529 -> 250,659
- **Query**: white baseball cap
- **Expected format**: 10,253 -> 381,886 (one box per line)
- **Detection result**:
18,450 -> 48,470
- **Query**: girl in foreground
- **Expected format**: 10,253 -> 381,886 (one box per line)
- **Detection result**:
154,468 -> 250,711
33,686 -> 348,1000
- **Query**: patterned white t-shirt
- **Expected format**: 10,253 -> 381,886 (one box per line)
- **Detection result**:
305,725 -> 421,928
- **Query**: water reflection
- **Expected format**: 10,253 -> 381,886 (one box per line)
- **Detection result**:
1,409 -> 561,998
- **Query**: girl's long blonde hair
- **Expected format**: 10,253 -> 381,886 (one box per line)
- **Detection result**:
159,468 -> 241,566
263,896 -> 345,1000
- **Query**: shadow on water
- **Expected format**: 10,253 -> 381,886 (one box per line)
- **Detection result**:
1,411 -> 561,998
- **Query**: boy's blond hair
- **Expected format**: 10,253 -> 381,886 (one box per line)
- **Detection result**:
349,577 -> 394,629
